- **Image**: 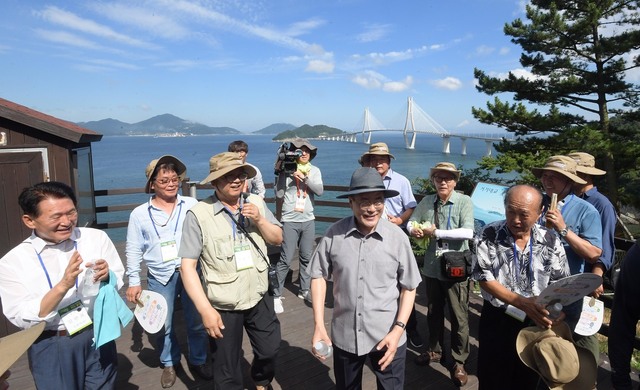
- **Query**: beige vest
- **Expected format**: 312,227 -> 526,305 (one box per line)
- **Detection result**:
190,194 -> 269,311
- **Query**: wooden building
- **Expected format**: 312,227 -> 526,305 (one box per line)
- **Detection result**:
0,97 -> 102,336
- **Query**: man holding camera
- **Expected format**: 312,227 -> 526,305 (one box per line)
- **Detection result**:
273,139 -> 323,314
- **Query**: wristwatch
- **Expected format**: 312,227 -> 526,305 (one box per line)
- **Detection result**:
394,321 -> 406,329
557,226 -> 569,238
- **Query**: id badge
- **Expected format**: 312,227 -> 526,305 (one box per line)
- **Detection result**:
294,196 -> 306,212
234,243 -> 254,270
59,300 -> 93,335
160,240 -> 179,262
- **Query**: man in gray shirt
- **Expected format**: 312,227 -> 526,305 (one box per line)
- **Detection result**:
308,167 -> 421,390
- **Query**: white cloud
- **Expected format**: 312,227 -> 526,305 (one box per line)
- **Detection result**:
431,77 -> 463,90
456,119 -> 470,128
356,23 -> 391,43
351,71 -> 412,92
286,18 -> 325,37
36,6 -> 156,49
383,76 -> 413,92
499,47 -> 510,55
476,45 -> 495,56
34,29 -> 103,50
90,3 -> 189,41
352,70 -> 385,89
349,46 -> 429,67
0,44 -> 10,54
85,59 -> 140,70
306,60 -> 334,73
158,0 -> 326,56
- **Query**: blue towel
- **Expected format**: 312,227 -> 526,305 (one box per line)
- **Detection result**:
93,270 -> 133,349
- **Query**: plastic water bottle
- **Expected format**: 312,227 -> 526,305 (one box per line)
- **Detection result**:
546,302 -> 563,320
313,340 -> 333,358
82,263 -> 100,297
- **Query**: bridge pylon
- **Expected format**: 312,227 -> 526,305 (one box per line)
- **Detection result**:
403,97 -> 417,150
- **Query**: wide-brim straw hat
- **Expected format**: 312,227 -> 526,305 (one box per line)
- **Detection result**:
288,139 -> 318,161
0,321 -> 45,375
516,322 -> 597,390
145,155 -> 187,193
200,152 -> 257,184
429,162 -> 461,181
567,152 -> 606,176
531,155 -> 587,185
337,167 -> 400,199
359,142 -> 395,165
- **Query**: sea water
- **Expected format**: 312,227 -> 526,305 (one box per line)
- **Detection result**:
91,133 -> 499,241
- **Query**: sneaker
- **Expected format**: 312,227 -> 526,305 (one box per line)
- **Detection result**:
274,297 -> 284,314
407,330 -> 423,348
297,290 -> 312,303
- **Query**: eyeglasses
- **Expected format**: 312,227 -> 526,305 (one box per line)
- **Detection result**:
155,177 -> 180,186
433,175 -> 455,183
223,172 -> 249,183
48,209 -> 78,222
356,200 -> 384,210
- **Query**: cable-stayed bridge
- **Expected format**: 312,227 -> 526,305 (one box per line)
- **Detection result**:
319,97 -> 511,156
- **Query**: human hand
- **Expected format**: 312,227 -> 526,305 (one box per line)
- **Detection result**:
90,259 -> 110,282
312,328 -> 331,361
126,285 -> 143,303
518,296 -> 553,329
61,251 -> 83,290
202,308 -> 225,339
241,202 -> 262,223
545,209 -> 566,232
591,284 -> 604,299
376,332 -> 401,371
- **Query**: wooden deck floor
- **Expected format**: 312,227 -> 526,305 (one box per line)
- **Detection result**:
5,245 -> 637,390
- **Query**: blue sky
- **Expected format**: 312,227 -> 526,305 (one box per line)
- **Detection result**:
2,1 -> 533,133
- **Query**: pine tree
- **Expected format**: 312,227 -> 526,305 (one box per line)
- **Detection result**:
473,0 -> 640,205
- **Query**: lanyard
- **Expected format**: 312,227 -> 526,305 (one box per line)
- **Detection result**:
148,201 -> 183,239
221,196 -> 247,240
295,176 -> 308,198
36,241 -> 78,290
512,234 -> 534,285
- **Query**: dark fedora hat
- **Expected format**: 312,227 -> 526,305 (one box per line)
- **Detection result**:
337,167 -> 400,199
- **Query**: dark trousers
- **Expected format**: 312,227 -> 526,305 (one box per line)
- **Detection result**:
213,294 -> 281,390
477,302 -> 539,390
424,276 -> 469,364
28,328 -> 117,390
609,243 -> 640,390
333,342 -> 407,390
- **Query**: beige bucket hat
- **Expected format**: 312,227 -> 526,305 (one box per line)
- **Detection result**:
200,152 -> 257,184
531,155 -> 587,185
516,322 -> 597,390
359,142 -> 395,165
144,155 -> 187,193
0,321 -> 45,375
567,152 -> 606,176
429,162 -> 461,181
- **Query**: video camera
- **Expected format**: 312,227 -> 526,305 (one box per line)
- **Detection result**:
274,142 -> 303,175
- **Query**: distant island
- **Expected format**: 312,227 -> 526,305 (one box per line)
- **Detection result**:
77,114 -> 345,138
272,124 -> 346,141
78,114 -> 240,136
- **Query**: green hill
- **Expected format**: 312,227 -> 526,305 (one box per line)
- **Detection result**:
272,124 -> 345,140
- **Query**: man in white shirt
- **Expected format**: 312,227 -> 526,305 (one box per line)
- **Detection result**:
0,181 -> 125,390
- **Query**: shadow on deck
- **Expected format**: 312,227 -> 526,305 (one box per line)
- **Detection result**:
6,244 -> 637,390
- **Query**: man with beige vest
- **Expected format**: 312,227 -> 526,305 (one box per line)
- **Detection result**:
179,152 -> 283,390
